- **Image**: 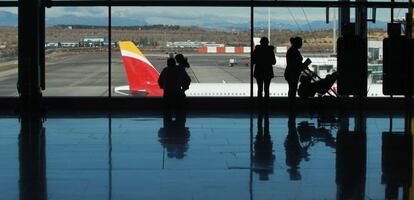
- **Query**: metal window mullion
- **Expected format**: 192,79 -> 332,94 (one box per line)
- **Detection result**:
0,1 -> 18,7
108,4 -> 111,99
250,6 -> 253,101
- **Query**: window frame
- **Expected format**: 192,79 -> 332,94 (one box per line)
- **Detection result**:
1,0 -> 413,100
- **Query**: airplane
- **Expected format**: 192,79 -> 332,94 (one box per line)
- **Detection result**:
115,41 -> 384,97
275,55 -> 337,69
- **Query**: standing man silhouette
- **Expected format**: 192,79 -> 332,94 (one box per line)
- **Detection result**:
252,37 -> 276,107
285,37 -> 311,109
175,54 -> 191,91
158,58 -> 191,118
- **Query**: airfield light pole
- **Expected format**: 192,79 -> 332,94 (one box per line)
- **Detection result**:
333,9 -> 337,54
268,8 -> 271,43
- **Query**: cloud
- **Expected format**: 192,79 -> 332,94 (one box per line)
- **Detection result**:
0,7 -> 17,14
111,7 -> 250,25
44,6 -> 392,28
47,7 -> 107,18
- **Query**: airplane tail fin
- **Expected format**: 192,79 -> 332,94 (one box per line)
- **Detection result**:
119,41 -> 162,96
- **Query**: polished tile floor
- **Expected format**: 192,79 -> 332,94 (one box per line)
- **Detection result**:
1,111 -> 413,200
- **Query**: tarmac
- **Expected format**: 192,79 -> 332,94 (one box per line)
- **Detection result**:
0,52 -> 287,96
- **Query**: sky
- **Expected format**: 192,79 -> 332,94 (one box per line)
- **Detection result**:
0,6 -> 409,27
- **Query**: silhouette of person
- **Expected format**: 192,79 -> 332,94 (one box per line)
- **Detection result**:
298,72 -> 338,98
175,54 -> 191,91
253,111 -> 275,181
285,37 -> 311,107
284,114 -> 312,181
158,58 -> 191,115
158,110 -> 190,159
175,54 -> 190,69
252,37 -> 276,105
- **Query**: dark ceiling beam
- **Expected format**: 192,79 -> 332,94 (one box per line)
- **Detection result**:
0,1 -> 18,7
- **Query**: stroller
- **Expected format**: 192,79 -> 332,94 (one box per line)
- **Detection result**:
298,67 -> 338,98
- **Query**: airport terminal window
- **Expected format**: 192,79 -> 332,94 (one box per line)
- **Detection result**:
368,9 -> 390,97
44,7 -> 109,96
0,8 -> 18,96
110,7 -> 250,97
31,3 -> 412,98
254,7 -> 339,97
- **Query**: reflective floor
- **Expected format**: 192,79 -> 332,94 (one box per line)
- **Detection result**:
2,111 -> 414,200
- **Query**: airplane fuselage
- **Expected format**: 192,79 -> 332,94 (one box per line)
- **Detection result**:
115,83 -> 385,97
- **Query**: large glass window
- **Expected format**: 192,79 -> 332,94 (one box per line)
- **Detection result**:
254,7 -> 338,97
367,8 -> 391,97
111,7 -> 251,97
0,8 -> 18,96
44,7 -> 108,96
38,4 -> 410,98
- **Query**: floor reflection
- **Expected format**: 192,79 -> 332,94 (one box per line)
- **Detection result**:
253,111 -> 275,181
336,114 -> 367,200
381,117 -> 413,199
284,114 -> 308,180
9,111 -> 414,199
159,110 -> 190,160
19,113 -> 46,200
284,114 -> 336,181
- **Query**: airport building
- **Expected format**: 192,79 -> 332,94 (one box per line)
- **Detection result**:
1,0 -> 414,199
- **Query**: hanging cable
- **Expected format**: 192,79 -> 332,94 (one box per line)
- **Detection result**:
287,8 -> 329,66
301,8 -> 329,60
396,8 -> 402,19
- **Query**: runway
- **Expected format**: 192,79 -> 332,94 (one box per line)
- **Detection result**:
0,52 -> 288,96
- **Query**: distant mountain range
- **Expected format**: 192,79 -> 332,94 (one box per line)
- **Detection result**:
0,11 -> 388,30
46,15 -> 148,27
0,11 -> 17,26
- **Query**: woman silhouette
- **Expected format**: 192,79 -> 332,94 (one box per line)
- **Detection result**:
252,37 -> 276,104
285,37 -> 311,107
